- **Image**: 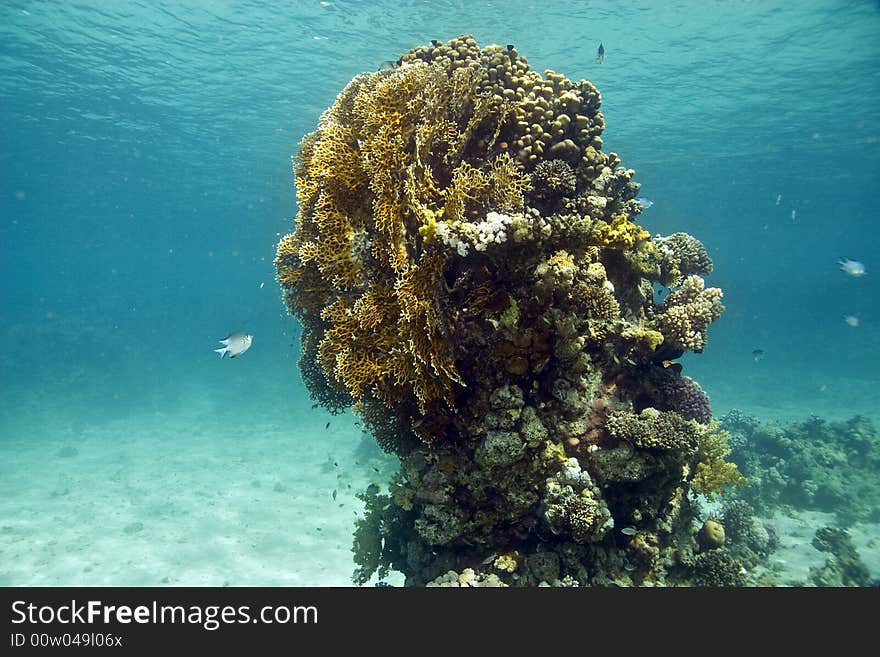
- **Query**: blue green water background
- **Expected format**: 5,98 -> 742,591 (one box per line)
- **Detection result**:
1,0 -> 878,585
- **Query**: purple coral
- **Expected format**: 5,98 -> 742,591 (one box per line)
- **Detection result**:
658,375 -> 712,424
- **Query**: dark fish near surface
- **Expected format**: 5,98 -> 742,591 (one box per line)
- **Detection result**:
214,331 -> 253,359
752,349 -> 765,363
597,42 -> 605,64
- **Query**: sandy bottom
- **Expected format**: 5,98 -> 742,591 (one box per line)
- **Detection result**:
760,510 -> 879,586
0,382 -> 877,587
0,398 -> 400,587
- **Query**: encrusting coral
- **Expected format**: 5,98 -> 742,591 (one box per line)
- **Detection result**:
277,35 -> 742,586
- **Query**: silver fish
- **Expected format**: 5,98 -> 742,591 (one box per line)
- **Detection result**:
838,258 -> 866,277
635,197 -> 653,210
215,331 -> 253,358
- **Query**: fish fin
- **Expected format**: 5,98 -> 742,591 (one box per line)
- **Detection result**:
219,338 -> 230,345
214,347 -> 227,358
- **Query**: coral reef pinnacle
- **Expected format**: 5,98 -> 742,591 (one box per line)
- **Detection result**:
276,35 -> 739,586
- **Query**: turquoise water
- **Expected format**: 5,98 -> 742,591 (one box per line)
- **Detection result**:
1,1 -> 878,585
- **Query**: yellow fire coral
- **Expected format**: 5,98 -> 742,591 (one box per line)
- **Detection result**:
591,213 -> 651,250
276,43 -> 534,416
690,422 -> 746,498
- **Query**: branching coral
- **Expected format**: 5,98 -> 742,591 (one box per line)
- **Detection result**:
649,275 -> 724,353
652,232 -> 713,286
690,422 -> 746,498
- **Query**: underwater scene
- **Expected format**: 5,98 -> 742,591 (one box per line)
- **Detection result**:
1,1 -> 878,587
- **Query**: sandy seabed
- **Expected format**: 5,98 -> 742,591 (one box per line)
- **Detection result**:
1,377 -> 877,587
0,393 -> 400,587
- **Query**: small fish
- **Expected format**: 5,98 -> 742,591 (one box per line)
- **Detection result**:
430,39 -> 441,47
635,197 -> 653,210
214,331 -> 253,359
652,285 -> 668,304
325,421 -> 331,429
332,489 -> 337,501
661,360 -> 683,374
620,527 -> 636,536
378,60 -> 396,71
365,483 -> 380,495
844,315 -> 859,328
752,349 -> 765,363
597,42 -> 605,64
791,209 -> 796,222
775,194 -> 782,206
839,258 -> 867,277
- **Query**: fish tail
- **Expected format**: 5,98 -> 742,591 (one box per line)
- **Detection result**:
214,347 -> 228,358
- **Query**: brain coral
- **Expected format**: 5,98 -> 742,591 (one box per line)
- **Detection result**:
277,36 -> 741,586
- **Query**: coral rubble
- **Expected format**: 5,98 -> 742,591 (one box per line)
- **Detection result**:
276,35 -> 740,586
